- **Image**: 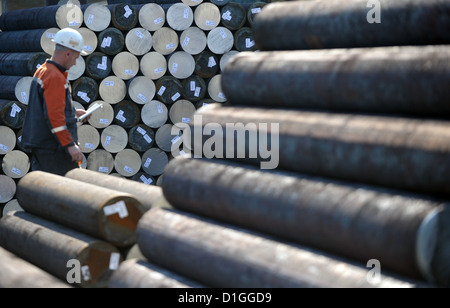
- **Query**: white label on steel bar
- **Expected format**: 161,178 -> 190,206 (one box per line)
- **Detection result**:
171,63 -> 178,73
137,127 -> 147,135
206,20 -> 215,27
116,110 -> 126,123
158,86 -> 166,96
135,29 -> 144,39
97,63 -> 107,70
85,143 -> 95,149
208,57 -> 216,68
219,29 -> 227,39
194,87 -> 201,97
246,38 -> 255,48
166,43 -> 176,50
11,168 -> 21,176
99,118 -> 110,125
104,81 -> 114,87
184,8 -> 190,19
82,142 -> 94,150
99,166 -> 109,173
154,17 -> 164,25
101,37 -> 112,48
125,69 -> 135,75
140,175 -> 153,185
171,92 -> 181,101
104,200 -> 129,219
109,253 -> 121,270
84,45 -> 93,52
251,8 -> 262,14
10,103 -> 22,117
222,11 -> 232,21
190,81 -> 196,91
104,136 -> 112,146
124,5 -> 133,18
46,33 -> 56,39
0,144 -> 9,152
157,103 -> 164,114
182,37 -> 190,47
21,92 -> 27,102
144,134 -> 153,144
144,158 -> 152,168
77,91 -> 90,103
69,21 -> 80,27
81,266 -> 91,281
218,92 -> 226,100
86,14 -> 94,25
182,117 -> 191,123
154,67 -> 165,74
124,165 -> 134,174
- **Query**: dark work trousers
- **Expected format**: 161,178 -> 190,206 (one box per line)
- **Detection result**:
31,148 -> 79,176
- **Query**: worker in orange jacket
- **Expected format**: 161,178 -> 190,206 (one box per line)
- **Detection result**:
21,28 -> 90,176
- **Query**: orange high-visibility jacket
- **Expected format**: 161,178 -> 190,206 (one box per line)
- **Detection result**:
21,60 -> 78,152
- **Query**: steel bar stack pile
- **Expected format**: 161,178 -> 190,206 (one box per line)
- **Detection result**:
132,0 -> 450,288
0,0 -> 265,214
0,170 -> 150,288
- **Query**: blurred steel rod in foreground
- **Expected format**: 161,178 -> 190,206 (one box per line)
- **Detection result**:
162,157 -> 450,285
0,211 -> 122,288
137,207 -> 430,288
108,258 -> 206,288
0,246 -> 72,288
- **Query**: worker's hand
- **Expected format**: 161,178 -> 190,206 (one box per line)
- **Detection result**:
68,144 -> 83,163
75,109 -> 90,123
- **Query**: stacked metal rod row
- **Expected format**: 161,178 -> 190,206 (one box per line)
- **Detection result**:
1,0 -> 449,289
140,0 -> 450,288
0,0 -> 266,210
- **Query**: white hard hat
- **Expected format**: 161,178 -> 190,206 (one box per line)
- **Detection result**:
53,28 -> 87,56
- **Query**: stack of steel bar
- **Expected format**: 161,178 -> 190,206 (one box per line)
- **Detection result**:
132,0 -> 450,288
0,170 -> 149,288
0,0 -> 265,212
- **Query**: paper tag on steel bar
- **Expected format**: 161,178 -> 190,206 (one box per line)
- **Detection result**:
104,201 -> 129,219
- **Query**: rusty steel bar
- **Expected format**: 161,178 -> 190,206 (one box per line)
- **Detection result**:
222,46 -> 450,116
137,208 -> 430,288
108,258 -> 206,288
189,105 -> 450,196
0,211 -> 123,288
0,246 -> 72,288
253,0 -> 450,51
65,168 -> 163,212
16,171 -> 146,247
162,157 -> 450,286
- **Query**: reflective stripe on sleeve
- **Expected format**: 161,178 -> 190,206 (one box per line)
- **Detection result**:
51,125 -> 68,134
